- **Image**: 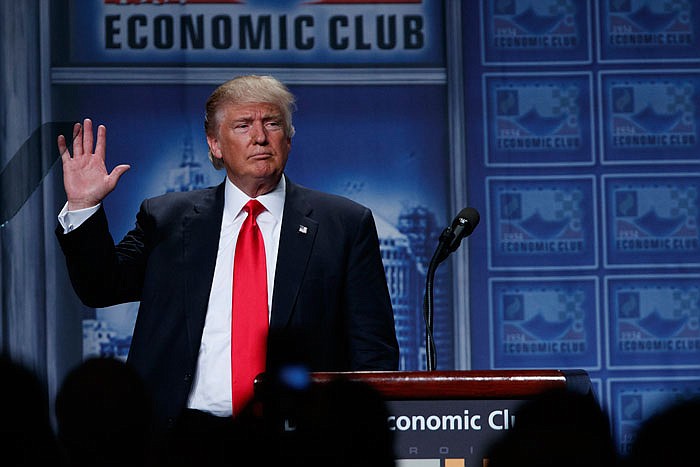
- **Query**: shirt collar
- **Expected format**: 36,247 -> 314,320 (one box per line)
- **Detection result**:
224,175 -> 286,222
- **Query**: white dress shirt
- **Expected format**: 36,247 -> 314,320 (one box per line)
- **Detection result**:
187,176 -> 285,416
59,176 -> 286,417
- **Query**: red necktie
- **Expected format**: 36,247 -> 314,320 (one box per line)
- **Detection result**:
231,199 -> 268,414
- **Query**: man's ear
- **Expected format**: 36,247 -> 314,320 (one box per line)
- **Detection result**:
207,135 -> 222,159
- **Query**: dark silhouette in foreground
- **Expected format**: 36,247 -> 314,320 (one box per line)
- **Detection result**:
485,389 -> 618,467
0,354 -> 59,466
623,396 -> 700,467
55,357 -> 153,467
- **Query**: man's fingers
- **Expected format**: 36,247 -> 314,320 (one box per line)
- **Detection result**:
72,121 -> 83,156
106,164 -> 131,193
72,122 -> 81,142
58,122 -> 82,158
57,134 -> 69,159
58,122 -> 83,160
109,164 -> 131,186
61,119 -> 108,161
95,124 -> 107,160
83,118 -> 94,155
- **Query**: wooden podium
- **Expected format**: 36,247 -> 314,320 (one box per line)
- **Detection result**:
308,369 -> 591,399
274,369 -> 592,467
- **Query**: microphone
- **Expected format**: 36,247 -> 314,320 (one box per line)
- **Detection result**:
434,207 -> 480,265
424,207 -> 480,371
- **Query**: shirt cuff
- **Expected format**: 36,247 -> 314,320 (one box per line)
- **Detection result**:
58,202 -> 101,234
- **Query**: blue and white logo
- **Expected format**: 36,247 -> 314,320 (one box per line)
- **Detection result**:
607,276 -> 700,368
485,74 -> 593,166
482,0 -> 590,64
601,73 -> 700,163
490,277 -> 599,369
604,175 -> 700,266
600,0 -> 700,62
488,176 -> 596,270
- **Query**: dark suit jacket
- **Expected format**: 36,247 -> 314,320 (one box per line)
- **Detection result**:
57,176 -> 399,428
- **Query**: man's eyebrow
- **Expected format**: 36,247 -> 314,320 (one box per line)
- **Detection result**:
230,112 -> 281,121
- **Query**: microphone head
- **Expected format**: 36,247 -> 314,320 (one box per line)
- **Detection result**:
446,207 -> 480,253
432,207 -> 481,266
452,207 -> 480,236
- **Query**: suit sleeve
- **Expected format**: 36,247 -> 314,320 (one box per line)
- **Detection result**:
344,208 -> 399,371
55,202 -> 153,308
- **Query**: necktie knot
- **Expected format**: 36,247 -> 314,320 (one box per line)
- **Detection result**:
244,199 -> 265,225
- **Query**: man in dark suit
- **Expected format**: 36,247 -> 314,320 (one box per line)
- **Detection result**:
56,75 -> 399,430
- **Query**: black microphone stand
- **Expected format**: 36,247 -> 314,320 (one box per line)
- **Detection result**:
422,207 -> 480,371
423,228 -> 453,371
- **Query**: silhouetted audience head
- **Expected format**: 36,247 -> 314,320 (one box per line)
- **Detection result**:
223,369 -> 396,467
55,357 -> 153,467
623,396 -> 700,467
303,377 -> 396,467
485,388 -> 617,467
0,354 -> 58,466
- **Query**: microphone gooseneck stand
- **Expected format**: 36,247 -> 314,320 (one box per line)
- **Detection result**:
423,207 -> 480,372
423,228 -> 452,371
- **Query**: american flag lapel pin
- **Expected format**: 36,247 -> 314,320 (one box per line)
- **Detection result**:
298,225 -> 308,234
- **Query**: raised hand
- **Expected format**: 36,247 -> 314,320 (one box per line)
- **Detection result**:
58,118 -> 130,210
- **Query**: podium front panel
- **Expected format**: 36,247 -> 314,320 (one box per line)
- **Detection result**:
256,369 -> 592,466
387,398 -> 523,466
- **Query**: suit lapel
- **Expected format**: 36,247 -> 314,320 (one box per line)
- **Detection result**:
182,182 -> 225,360
270,179 -> 318,328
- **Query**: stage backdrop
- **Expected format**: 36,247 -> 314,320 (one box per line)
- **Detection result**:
3,0 -> 696,457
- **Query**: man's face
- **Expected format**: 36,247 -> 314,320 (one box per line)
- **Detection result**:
207,101 -> 291,196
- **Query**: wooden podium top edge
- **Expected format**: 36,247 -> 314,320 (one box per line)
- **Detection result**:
304,369 -> 590,399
